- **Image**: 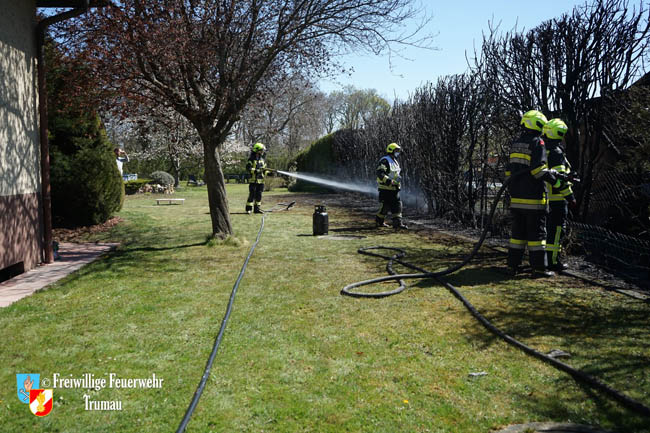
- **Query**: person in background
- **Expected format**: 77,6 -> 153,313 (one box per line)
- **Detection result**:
245,142 -> 267,214
505,110 -> 568,277
542,118 -> 577,271
114,147 -> 129,176
376,142 -> 408,229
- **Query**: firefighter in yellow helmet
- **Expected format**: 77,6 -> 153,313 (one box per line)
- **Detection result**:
543,118 -> 577,271
506,110 -> 569,277
245,142 -> 267,214
376,142 -> 408,229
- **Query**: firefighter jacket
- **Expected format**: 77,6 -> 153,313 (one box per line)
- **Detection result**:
545,140 -> 575,203
376,154 -> 401,191
506,131 -> 561,212
246,152 -> 267,184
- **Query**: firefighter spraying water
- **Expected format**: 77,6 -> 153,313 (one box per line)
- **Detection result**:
269,169 -> 377,195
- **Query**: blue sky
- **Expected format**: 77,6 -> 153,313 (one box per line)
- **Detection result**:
319,0 -> 589,101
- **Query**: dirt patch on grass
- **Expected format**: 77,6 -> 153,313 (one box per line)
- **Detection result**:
53,217 -> 124,243
272,191 -> 648,297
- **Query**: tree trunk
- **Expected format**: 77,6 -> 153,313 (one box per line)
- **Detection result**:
170,155 -> 181,188
202,135 -> 233,237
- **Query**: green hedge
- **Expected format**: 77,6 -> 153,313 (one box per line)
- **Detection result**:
290,134 -> 336,192
124,179 -> 152,195
50,115 -> 124,227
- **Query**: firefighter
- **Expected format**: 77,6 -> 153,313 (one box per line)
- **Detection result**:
245,142 -> 267,214
506,110 -> 568,277
543,118 -> 577,271
376,142 -> 408,229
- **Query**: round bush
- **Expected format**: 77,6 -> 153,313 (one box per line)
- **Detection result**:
150,171 -> 174,186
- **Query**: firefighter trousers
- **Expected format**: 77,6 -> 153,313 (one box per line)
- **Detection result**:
546,201 -> 568,265
246,183 -> 264,211
376,189 -> 403,225
507,208 -> 548,270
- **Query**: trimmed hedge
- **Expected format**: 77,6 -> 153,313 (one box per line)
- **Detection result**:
125,178 -> 152,195
290,134 -> 336,192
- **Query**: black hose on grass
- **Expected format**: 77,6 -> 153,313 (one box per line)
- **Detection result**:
341,173 -> 512,298
435,275 -> 650,418
341,181 -> 650,418
176,214 -> 266,433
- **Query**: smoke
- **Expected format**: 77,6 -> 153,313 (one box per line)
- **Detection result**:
277,170 -> 377,195
277,170 -> 428,211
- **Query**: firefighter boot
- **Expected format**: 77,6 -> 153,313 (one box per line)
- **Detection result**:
505,265 -> 520,277
254,205 -> 264,214
375,216 -> 389,228
507,248 -> 525,276
532,268 -> 555,278
393,218 -> 408,230
245,205 -> 253,215
549,262 -> 569,272
547,251 -> 569,271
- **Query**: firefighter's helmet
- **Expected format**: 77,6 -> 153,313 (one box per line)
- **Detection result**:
520,110 -> 548,132
543,118 -> 568,140
252,142 -> 266,152
386,142 -> 402,154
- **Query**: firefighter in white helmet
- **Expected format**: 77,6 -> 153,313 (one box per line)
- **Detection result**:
375,142 -> 407,229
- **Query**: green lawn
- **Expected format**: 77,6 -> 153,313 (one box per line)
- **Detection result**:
1,184 -> 648,432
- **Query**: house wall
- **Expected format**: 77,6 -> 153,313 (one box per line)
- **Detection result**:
0,0 -> 43,272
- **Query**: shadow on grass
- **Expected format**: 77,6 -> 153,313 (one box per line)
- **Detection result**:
348,241 -> 650,427
332,225 -> 388,233
444,271 -> 650,427
510,380 -> 650,432
297,227 -> 398,238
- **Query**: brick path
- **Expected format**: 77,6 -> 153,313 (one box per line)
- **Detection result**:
0,242 -> 118,307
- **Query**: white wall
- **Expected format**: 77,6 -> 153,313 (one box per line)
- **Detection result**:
0,0 -> 40,197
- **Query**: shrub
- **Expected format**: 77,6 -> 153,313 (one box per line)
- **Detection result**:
150,171 -> 174,186
124,178 -> 151,195
264,176 -> 285,192
50,115 -> 124,227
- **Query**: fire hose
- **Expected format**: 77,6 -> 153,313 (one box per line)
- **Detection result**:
176,201 -> 294,433
341,174 -> 650,418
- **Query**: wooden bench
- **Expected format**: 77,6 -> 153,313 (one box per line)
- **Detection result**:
156,198 -> 185,205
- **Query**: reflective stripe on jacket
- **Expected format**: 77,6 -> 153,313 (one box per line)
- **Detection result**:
506,132 -> 557,212
246,153 -> 267,184
545,141 -> 575,202
376,155 -> 401,191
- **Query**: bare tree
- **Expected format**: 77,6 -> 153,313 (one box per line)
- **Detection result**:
474,0 -> 650,219
61,0 -> 431,237
234,74 -> 325,156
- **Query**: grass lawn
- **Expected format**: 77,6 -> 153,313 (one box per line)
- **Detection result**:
1,184 -> 648,432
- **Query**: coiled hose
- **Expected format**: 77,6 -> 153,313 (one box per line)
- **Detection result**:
341,173 -> 512,298
341,178 -> 650,418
